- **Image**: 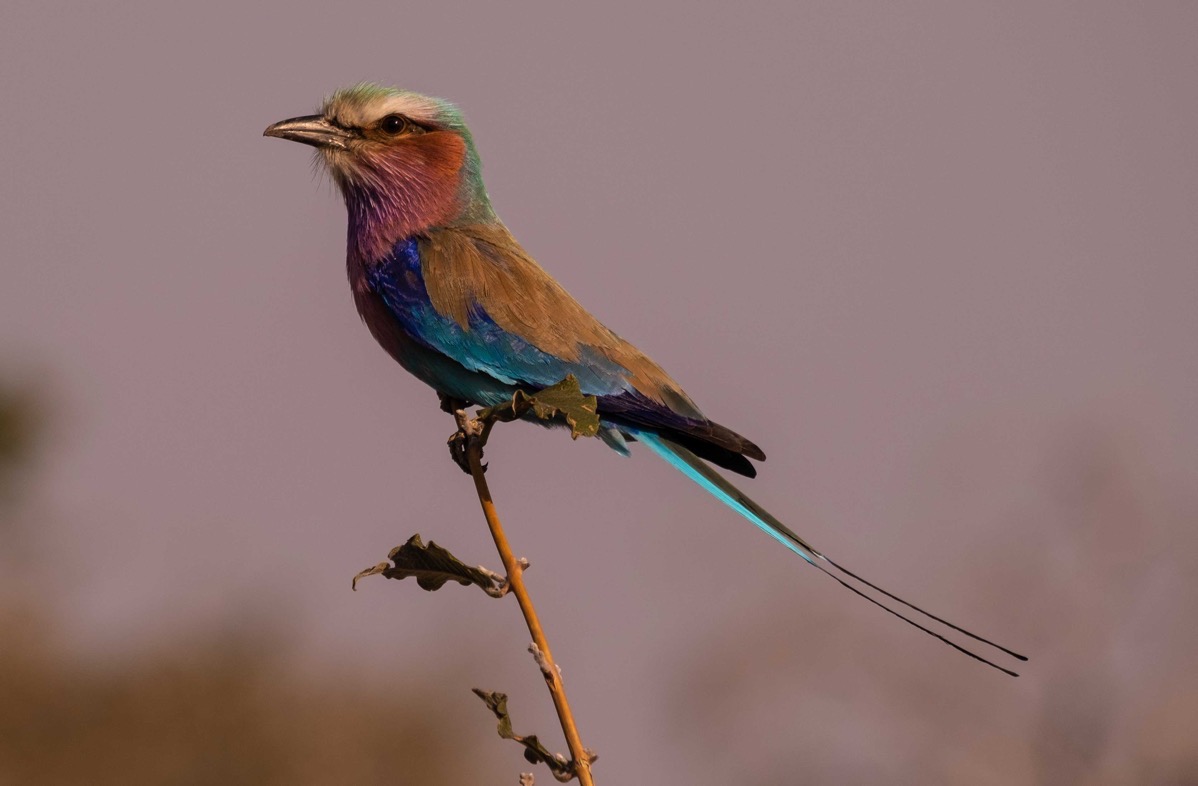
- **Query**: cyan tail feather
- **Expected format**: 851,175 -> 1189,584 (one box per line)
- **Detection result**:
632,430 -> 1028,677
633,430 -> 818,563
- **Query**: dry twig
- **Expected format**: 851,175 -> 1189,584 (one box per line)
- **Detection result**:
450,381 -> 598,785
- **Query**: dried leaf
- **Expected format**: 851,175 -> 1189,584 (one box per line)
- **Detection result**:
472,689 -> 575,782
352,534 -> 507,597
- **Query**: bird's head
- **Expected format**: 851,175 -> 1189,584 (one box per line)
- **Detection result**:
264,84 -> 492,260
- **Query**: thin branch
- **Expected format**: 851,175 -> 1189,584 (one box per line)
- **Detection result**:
453,405 -> 597,786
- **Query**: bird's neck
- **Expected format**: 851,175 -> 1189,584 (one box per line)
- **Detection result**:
340,139 -> 496,265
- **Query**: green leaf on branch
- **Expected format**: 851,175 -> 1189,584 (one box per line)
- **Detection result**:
472,689 -> 576,782
481,375 -> 601,440
352,534 -> 508,597
520,375 -> 601,439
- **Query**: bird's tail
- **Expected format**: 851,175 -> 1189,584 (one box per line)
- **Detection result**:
633,430 -> 1028,677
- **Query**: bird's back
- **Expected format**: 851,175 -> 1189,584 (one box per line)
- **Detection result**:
354,223 -> 766,475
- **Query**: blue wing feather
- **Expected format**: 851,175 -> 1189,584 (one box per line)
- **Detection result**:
366,238 -> 634,401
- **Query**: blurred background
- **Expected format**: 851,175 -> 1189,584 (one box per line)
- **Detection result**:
2,2 -> 1196,784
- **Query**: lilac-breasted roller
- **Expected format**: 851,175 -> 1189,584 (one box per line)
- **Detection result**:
264,84 -> 1026,676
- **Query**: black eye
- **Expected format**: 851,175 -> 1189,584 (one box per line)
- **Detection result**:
379,114 -> 408,135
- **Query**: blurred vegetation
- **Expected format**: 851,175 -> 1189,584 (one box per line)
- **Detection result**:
0,616 -> 479,785
0,381 -> 40,506
0,385 -> 37,465
0,381 -> 483,785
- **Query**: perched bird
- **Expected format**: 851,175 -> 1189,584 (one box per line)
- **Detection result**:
265,84 -> 1026,675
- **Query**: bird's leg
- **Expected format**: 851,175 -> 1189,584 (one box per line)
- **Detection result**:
447,410 -> 483,474
444,393 -> 491,475
438,392 -> 472,415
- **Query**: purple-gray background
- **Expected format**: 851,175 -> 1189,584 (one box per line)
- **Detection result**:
3,2 -> 1196,783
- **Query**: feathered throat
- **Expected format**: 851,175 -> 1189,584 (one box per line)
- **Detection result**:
328,134 -> 469,263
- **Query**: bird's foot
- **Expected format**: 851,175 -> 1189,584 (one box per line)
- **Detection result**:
447,408 -> 487,475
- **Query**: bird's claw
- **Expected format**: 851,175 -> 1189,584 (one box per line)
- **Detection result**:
447,409 -> 487,475
447,431 -> 469,474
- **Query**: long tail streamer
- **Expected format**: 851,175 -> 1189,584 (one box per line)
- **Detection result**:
633,431 -> 1028,677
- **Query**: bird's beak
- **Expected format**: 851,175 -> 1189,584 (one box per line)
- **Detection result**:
263,115 -> 352,149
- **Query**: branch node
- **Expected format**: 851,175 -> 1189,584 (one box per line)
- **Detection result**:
528,642 -> 562,682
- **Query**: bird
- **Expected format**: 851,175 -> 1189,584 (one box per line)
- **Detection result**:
264,83 -> 1026,676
